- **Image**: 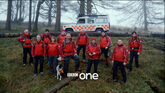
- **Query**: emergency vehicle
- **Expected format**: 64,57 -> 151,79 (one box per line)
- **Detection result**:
63,15 -> 110,32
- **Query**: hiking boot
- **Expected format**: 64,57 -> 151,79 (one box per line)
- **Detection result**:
120,81 -> 126,85
105,64 -> 109,68
23,64 -> 26,67
113,79 -> 118,82
33,74 -> 37,78
40,72 -> 44,75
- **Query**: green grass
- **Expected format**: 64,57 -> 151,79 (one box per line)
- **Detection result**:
0,36 -> 164,93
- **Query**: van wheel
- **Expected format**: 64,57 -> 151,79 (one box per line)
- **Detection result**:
95,28 -> 104,32
66,28 -> 73,32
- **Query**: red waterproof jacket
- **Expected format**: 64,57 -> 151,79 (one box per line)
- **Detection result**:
100,34 -> 112,48
47,42 -> 59,57
61,38 -> 77,58
76,32 -> 89,46
31,40 -> 46,56
128,35 -> 142,53
57,34 -> 66,46
41,33 -> 52,45
86,38 -> 101,59
17,33 -> 32,48
111,44 -> 129,63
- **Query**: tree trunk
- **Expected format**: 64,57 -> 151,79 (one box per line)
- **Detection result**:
33,0 -> 45,32
28,0 -> 32,32
87,0 -> 92,15
14,0 -> 19,23
80,0 -> 85,16
19,0 -> 22,22
48,0 -> 52,27
5,0 -> 12,30
143,0 -> 148,31
55,0 -> 61,32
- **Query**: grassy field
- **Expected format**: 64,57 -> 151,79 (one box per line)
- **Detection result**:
0,36 -> 164,93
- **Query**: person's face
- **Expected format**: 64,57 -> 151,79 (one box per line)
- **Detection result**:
132,33 -> 136,37
24,30 -> 29,35
37,36 -> 41,41
92,40 -> 96,44
51,38 -> 55,42
117,40 -> 122,45
101,32 -> 105,36
61,32 -> 65,35
66,34 -> 71,39
45,31 -> 48,34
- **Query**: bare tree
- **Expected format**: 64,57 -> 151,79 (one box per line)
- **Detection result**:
112,0 -> 164,31
79,0 -> 85,16
33,0 -> 45,32
87,0 -> 92,15
55,0 -> 61,32
29,0 -> 32,31
5,0 -> 12,30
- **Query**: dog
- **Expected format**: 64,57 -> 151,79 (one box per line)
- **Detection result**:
56,64 -> 64,80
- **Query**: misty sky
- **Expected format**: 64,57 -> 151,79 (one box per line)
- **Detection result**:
0,0 -> 164,31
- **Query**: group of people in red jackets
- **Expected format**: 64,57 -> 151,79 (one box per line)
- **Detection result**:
18,29 -> 142,84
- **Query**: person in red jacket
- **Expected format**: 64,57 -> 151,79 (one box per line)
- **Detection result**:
47,36 -> 59,73
57,30 -> 66,56
17,29 -> 33,66
86,38 -> 101,73
32,35 -> 46,77
111,40 -> 128,84
128,31 -> 142,72
41,29 -> 52,45
100,31 -> 112,67
76,31 -> 89,62
61,33 -> 80,75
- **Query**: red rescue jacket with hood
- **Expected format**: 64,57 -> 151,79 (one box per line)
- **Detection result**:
111,43 -> 129,63
41,33 -> 52,45
100,34 -> 112,48
76,32 -> 89,46
17,32 -> 32,48
128,35 -> 142,53
61,38 -> 77,58
57,34 -> 66,46
86,38 -> 101,59
47,42 -> 59,57
31,40 -> 46,56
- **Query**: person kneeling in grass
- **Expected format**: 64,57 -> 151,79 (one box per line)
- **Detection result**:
86,38 -> 101,73
47,36 -> 59,74
111,40 -> 128,84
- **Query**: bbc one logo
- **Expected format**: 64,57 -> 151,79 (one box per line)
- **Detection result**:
67,73 -> 99,80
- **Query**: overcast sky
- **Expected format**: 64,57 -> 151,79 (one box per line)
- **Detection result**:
0,0 -> 164,32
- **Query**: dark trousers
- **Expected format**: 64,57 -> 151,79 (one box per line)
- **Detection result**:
77,45 -> 86,60
86,59 -> 99,73
101,48 -> 109,64
113,61 -> 126,82
23,48 -> 33,64
128,51 -> 139,70
48,56 -> 58,73
34,56 -> 44,74
64,55 -> 80,75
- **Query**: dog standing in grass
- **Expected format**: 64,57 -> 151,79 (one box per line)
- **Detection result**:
56,64 -> 64,80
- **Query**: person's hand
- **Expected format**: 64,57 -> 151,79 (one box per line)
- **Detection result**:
128,52 -> 130,54
112,61 -> 114,64
137,52 -> 140,55
89,53 -> 93,56
23,39 -> 25,42
105,47 -> 108,49
57,57 -> 62,61
93,52 -> 96,55
74,54 -> 78,57
123,62 -> 127,66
